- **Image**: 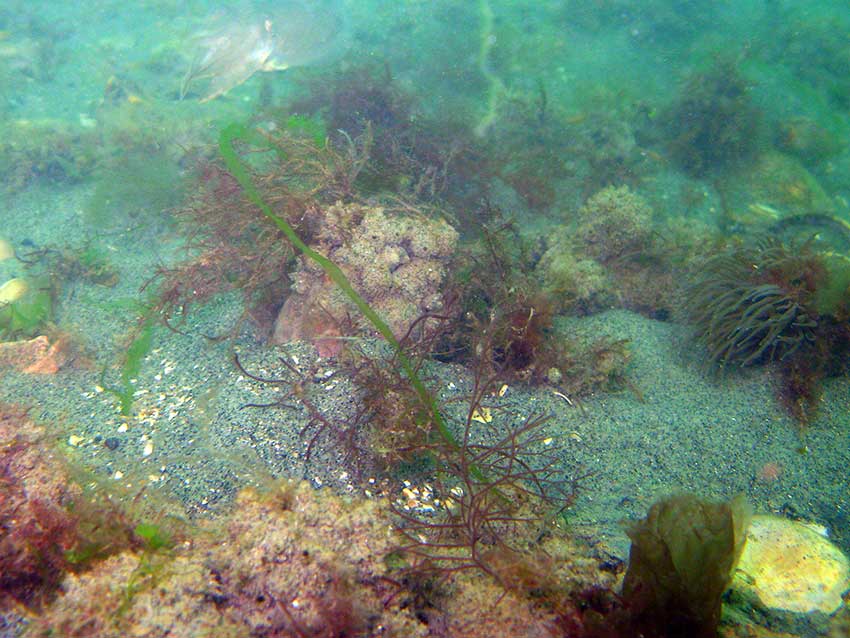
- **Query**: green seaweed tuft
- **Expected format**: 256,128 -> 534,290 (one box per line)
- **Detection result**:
282,113 -> 327,147
102,318 -> 155,417
133,522 -> 172,551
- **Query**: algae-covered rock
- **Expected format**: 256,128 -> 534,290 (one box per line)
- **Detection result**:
541,185 -> 674,318
0,119 -> 97,192
29,481 -> 429,638
537,242 -> 616,314
723,151 -> 835,225
576,185 -> 654,264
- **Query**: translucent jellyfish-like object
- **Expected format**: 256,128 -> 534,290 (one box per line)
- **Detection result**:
181,1 -> 349,103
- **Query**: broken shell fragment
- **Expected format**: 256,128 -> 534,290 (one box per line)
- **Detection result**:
0,278 -> 28,304
0,239 -> 14,261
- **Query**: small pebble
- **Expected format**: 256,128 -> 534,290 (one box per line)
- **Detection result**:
104,437 -> 120,451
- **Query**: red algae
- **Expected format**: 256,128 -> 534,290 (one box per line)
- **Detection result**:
0,404 -> 82,609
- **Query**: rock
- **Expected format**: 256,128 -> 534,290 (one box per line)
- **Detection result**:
0,335 -> 68,374
0,239 -> 14,261
722,151 -> 835,224
272,202 -> 457,354
0,278 -> 28,304
727,514 -> 850,634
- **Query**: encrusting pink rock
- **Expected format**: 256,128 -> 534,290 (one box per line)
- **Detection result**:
272,202 -> 458,356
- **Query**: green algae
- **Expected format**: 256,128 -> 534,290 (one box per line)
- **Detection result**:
101,318 -> 154,417
0,280 -> 52,340
282,113 -> 327,147
133,522 -> 172,551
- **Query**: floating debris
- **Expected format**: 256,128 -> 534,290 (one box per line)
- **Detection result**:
181,1 -> 349,102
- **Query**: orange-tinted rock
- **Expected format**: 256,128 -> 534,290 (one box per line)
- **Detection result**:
0,335 -> 68,374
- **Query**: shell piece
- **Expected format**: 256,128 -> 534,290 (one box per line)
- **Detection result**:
0,277 -> 28,304
731,514 -> 850,615
0,239 -> 14,261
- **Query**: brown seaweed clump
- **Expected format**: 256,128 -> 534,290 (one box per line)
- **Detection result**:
0,405 -> 146,613
287,64 -> 490,215
0,405 -> 84,610
665,62 -> 761,177
619,494 -> 751,638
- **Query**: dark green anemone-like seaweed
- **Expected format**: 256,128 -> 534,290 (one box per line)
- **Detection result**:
683,236 -> 850,422
683,237 -> 822,368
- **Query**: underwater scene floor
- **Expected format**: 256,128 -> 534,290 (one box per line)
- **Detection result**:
2,0 -> 850,636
